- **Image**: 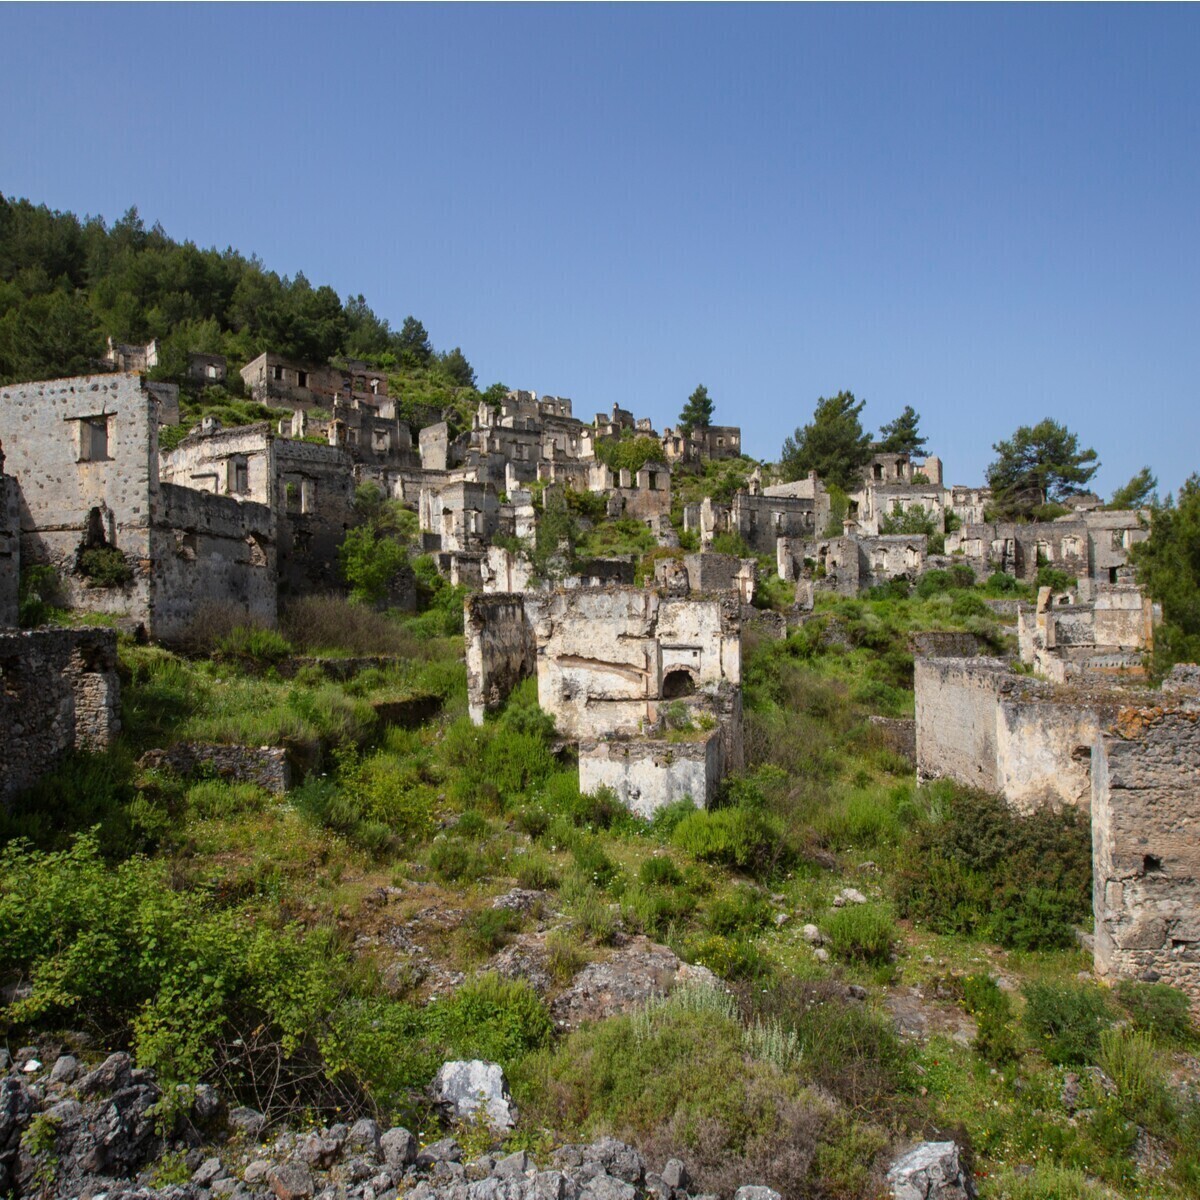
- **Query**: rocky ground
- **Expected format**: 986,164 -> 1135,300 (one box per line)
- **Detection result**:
0,1045 -> 973,1200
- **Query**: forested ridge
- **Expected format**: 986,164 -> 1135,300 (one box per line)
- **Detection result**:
0,193 -> 483,412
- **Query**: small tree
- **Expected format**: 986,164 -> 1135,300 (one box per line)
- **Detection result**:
394,316 -> 432,368
780,391 -> 873,491
339,525 -> 406,606
678,384 -> 714,434
438,347 -> 476,389
985,418 -> 1099,520
1108,467 -> 1158,511
877,405 -> 927,455
1132,475 -> 1200,670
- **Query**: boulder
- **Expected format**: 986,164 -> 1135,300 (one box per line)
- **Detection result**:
733,1189 -> 782,1200
77,1051 -> 133,1096
431,1062 -> 517,1132
886,1142 -> 975,1200
380,1126 -> 418,1168
269,1161 -> 316,1200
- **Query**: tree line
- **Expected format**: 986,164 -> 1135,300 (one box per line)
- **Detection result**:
0,194 -> 476,389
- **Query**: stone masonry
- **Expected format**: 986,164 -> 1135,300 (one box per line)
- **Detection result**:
1092,698 -> 1200,1014
0,627 -> 121,801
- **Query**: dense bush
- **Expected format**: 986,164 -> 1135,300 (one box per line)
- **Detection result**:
823,903 -> 896,964
1022,981 -> 1113,1065
672,807 -> 792,879
1114,980 -> 1196,1046
894,784 -> 1091,950
78,545 -> 134,587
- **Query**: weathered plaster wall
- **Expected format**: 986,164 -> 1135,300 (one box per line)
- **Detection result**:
465,593 -> 537,724
1092,704 -> 1200,1014
579,733 -> 721,817
914,657 -> 1007,794
0,628 -> 121,801
916,656 -> 1122,812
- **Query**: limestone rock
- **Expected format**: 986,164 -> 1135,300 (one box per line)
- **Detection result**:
886,1141 -> 975,1200
269,1161 -> 316,1200
733,1188 -> 782,1200
550,936 -> 718,1029
832,888 -> 867,907
431,1062 -> 517,1132
380,1126 -> 418,1168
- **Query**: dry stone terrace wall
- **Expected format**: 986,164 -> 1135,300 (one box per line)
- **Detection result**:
1092,702 -> 1200,1014
0,628 -> 120,801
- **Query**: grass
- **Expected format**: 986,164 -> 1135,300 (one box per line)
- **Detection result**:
6,581 -> 1200,1198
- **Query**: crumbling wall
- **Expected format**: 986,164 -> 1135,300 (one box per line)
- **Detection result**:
914,657 -> 1008,794
0,628 -> 121,801
579,733 -> 720,818
531,588 -> 741,748
1093,703 -> 1200,1014
465,593 -> 536,724
0,465 -> 19,627
138,742 -> 291,794
153,485 -> 277,642
0,374 -> 159,626
916,656 -> 1121,812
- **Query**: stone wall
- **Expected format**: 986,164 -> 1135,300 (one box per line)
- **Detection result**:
914,656 -> 1117,811
0,373 -> 159,627
579,733 -> 721,817
152,485 -> 276,643
465,593 -> 537,724
0,467 -> 18,627
138,742 -> 291,794
910,631 -> 983,658
1092,703 -> 1200,1014
531,588 -> 742,744
0,628 -> 120,801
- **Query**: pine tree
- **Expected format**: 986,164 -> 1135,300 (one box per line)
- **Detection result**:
678,384 -> 714,434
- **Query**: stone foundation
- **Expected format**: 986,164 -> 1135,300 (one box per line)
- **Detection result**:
465,593 -> 536,724
578,732 -> 721,818
138,742 -> 291,794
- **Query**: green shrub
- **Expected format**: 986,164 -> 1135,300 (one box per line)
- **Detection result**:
79,545 -> 134,588
463,908 -> 522,957
513,851 -> 560,890
1035,565 -> 1076,593
684,933 -> 772,981
672,807 -> 791,878
18,564 -> 63,626
984,571 -> 1021,594
215,625 -> 292,665
1022,981 -> 1113,1065
425,974 -> 551,1068
1098,1026 -> 1171,1125
950,591 -> 989,619
960,974 -> 1018,1064
894,786 -> 1091,949
822,903 -> 896,964
639,856 -> 685,888
704,888 -> 772,937
1114,980 -> 1196,1046
429,837 -> 484,883
184,779 -> 269,821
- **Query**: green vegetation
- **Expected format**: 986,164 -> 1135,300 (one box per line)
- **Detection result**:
877,404 -> 927,455
779,390 -> 873,491
3,555 -> 1198,1194
678,383 -> 714,434
1132,473 -> 1200,673
985,418 -> 1100,520
594,433 -> 668,475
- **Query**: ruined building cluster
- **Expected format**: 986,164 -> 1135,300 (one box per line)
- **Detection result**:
1,351 -> 1193,1013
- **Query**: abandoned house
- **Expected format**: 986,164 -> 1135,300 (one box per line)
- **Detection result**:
0,374 -> 276,641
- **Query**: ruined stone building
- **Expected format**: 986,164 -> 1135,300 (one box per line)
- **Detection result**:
1018,585 -> 1157,681
102,337 -> 158,373
913,648 -> 1200,1016
466,579 -> 744,817
945,509 -> 1147,586
187,352 -> 227,384
159,418 -> 356,597
0,374 -> 276,641
240,352 -> 389,408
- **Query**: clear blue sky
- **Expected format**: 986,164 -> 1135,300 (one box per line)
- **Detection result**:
3,3 -> 1198,494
